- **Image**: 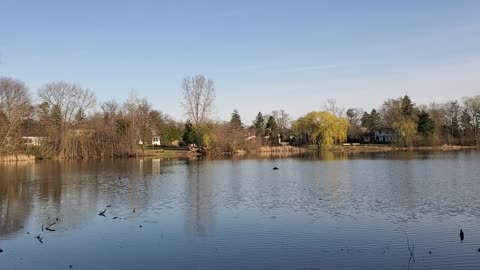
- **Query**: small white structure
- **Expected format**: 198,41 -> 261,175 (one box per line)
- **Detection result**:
22,136 -> 45,146
139,136 -> 161,146
152,136 -> 161,146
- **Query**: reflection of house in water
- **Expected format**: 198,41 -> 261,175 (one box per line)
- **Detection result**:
152,159 -> 161,175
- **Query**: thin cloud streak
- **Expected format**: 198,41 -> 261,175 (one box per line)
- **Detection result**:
235,62 -> 351,73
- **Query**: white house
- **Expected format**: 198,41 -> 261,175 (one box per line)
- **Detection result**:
363,128 -> 394,143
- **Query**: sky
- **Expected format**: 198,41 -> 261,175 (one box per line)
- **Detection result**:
1,0 -> 480,123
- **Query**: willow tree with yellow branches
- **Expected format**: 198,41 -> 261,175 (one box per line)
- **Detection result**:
292,111 -> 349,149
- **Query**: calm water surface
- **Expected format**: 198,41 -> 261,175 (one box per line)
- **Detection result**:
1,151 -> 480,269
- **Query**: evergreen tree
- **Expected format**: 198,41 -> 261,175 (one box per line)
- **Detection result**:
266,115 -> 277,133
182,120 -> 193,144
362,109 -> 381,130
369,109 -> 382,129
230,109 -> 242,128
361,111 -> 371,129
401,95 -> 415,118
417,110 -> 435,136
253,112 -> 265,135
460,110 -> 472,136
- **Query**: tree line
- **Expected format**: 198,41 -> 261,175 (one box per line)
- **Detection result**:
344,95 -> 480,147
1,74 -> 479,158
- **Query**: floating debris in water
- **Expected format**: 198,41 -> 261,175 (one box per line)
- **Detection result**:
106,205 -> 112,208
460,229 -> 464,242
41,224 -> 44,232
0,248 -> 3,253
139,225 -> 143,228
478,248 -> 480,252
45,222 -> 56,232
133,208 -> 136,213
113,217 -> 118,220
69,265 -> 73,269
98,209 -> 106,217
273,167 -> 279,170
36,234 -> 44,244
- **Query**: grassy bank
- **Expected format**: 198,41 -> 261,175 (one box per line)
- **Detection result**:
136,146 -> 200,158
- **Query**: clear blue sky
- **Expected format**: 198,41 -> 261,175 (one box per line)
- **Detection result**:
1,0 -> 480,123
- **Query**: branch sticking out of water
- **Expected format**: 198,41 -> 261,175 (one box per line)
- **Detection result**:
98,209 -> 106,217
404,232 -> 415,263
36,234 -> 44,244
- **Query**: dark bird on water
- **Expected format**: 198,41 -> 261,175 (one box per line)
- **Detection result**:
133,208 -> 136,213
0,248 -> 3,253
460,229 -> 464,242
273,167 -> 279,170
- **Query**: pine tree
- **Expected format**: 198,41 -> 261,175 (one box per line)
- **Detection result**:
361,111 -> 371,129
401,95 -> 415,118
266,115 -> 277,133
370,109 -> 382,129
182,120 -> 193,144
230,109 -> 242,128
253,112 -> 265,135
460,110 -> 472,136
417,110 -> 435,136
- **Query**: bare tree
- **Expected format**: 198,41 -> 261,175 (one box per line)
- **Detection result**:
136,98 -> 152,154
463,95 -> 480,145
271,109 -> 291,133
101,100 -> 119,122
323,98 -> 345,117
181,74 -> 215,124
0,77 -> 31,146
37,81 -> 96,123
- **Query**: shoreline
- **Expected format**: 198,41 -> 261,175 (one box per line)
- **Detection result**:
1,145 -> 478,162
328,144 -> 479,153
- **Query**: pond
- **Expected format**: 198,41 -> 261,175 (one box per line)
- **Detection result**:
1,151 -> 480,269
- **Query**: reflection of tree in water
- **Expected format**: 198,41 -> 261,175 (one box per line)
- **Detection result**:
31,160 -> 102,229
0,162 -> 34,237
184,160 -> 216,239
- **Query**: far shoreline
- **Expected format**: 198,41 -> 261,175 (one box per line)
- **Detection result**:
1,145 -> 478,162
